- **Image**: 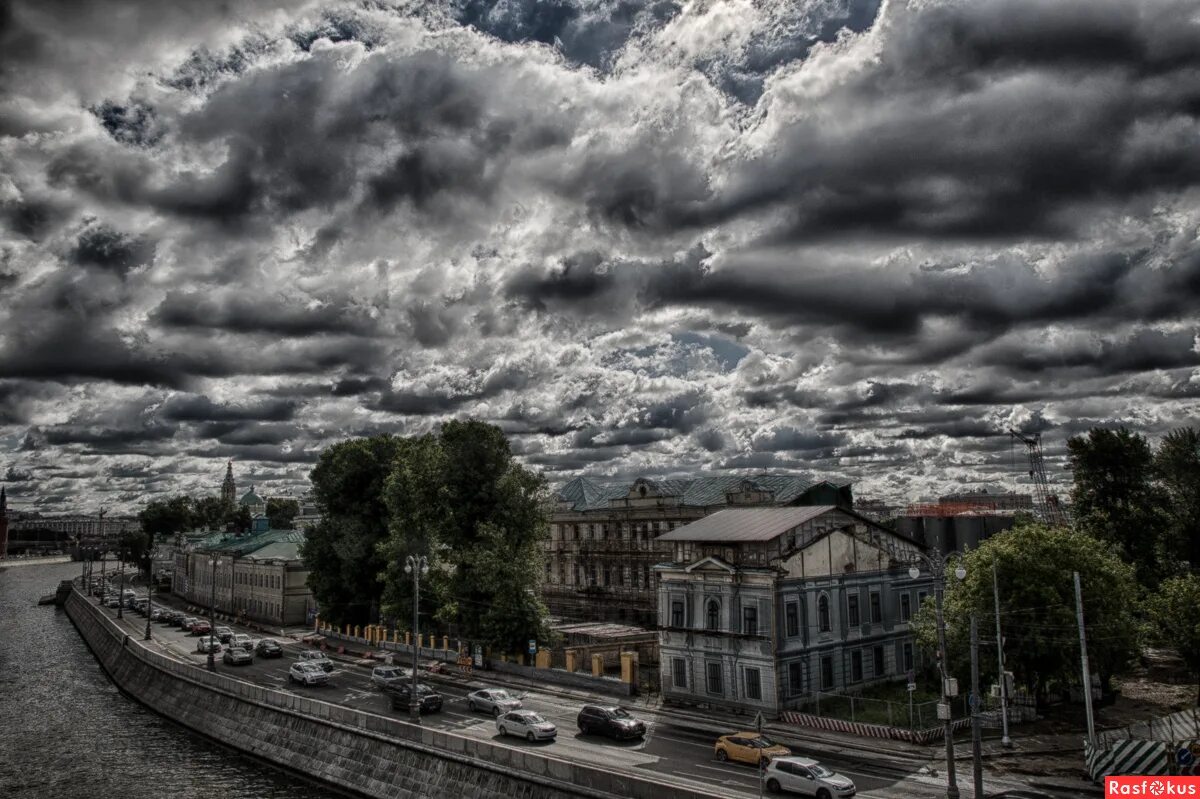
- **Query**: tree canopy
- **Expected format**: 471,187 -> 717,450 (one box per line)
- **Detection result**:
1147,573 -> 1200,706
1155,427 -> 1200,571
915,520 -> 1140,699
266,497 -> 299,530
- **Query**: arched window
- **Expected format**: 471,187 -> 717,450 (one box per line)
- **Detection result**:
818,595 -> 831,632
706,599 -> 721,631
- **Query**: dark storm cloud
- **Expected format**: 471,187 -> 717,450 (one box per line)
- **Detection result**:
158,394 -> 299,423
193,421 -> 302,446
69,225 -> 156,274
90,100 -> 165,147
184,444 -> 320,464
39,422 -> 178,453
154,291 -> 379,337
374,365 -> 532,415
752,428 -> 849,453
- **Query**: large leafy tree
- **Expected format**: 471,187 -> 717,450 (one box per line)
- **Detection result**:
266,497 -> 299,530
915,520 -> 1140,701
380,420 -> 551,653
138,495 -> 196,538
191,495 -> 228,530
1155,427 -> 1200,571
1068,427 -> 1172,586
1147,573 -> 1200,706
119,528 -> 153,579
301,435 -> 406,626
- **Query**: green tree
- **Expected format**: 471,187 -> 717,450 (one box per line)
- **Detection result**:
138,495 -> 196,538
266,497 -> 299,530
1147,573 -> 1200,705
1068,427 -> 1172,586
380,420 -> 551,653
915,520 -> 1140,701
191,495 -> 227,530
120,528 -> 153,579
227,503 -> 252,533
301,435 -> 406,626
1155,427 -> 1200,570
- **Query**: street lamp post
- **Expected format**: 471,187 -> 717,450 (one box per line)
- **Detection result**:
116,548 -> 126,619
909,548 -> 966,799
145,560 -> 154,641
404,554 -> 429,725
207,555 -> 224,671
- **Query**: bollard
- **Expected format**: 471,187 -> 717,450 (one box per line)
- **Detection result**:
535,649 -> 551,669
620,651 -> 637,684
344,623 -> 350,636
393,629 -> 398,644
405,631 -> 411,646
314,615 -> 320,631
591,653 -> 604,677
566,650 -> 578,673
442,635 -> 449,651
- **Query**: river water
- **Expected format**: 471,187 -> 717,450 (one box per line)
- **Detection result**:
0,561 -> 332,798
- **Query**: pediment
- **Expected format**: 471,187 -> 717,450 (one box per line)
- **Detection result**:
684,555 -> 736,573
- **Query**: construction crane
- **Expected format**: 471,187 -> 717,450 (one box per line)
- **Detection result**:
1008,429 -> 1069,527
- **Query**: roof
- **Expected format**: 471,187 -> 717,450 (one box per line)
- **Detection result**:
243,540 -> 302,562
555,473 -> 839,513
656,506 -> 837,542
239,486 -> 264,506
196,528 -> 304,558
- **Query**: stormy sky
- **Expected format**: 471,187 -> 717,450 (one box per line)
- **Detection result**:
2,0 -> 1198,514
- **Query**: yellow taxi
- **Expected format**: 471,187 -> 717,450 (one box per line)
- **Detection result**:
714,732 -> 792,765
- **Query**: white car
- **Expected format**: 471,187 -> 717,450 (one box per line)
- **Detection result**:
299,650 -> 335,672
289,662 -> 329,686
371,665 -> 410,690
232,633 -> 254,650
496,711 -> 556,742
196,638 -> 222,654
467,688 -> 523,716
762,756 -> 857,798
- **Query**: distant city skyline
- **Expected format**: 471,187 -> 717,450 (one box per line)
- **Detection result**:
3,0 -> 1198,514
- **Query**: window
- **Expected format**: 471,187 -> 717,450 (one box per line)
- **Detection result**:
603,567 -> 611,587
918,590 -> 928,609
706,663 -> 723,695
743,605 -> 758,636
870,592 -> 882,624
617,567 -> 625,587
672,658 -> 687,689
788,662 -> 803,696
821,657 -> 834,690
900,594 -> 911,622
903,642 -> 914,673
818,595 -> 830,632
851,650 -> 863,683
588,565 -> 596,586
873,646 -> 885,677
706,599 -> 720,631
671,600 -> 685,628
785,602 -> 800,637
847,594 -> 860,626
745,667 -> 762,700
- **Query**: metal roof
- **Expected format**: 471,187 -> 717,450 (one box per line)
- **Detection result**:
656,506 -> 838,543
554,473 -> 839,513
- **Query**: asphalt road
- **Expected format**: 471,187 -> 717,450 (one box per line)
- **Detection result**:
95,590 -> 960,799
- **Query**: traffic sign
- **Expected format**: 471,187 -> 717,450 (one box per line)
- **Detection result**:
907,682 -> 917,692
528,639 -> 537,655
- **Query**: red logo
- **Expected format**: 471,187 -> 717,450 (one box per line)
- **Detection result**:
1106,777 -> 1200,797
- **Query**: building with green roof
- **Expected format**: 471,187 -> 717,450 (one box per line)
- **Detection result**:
544,474 -> 852,628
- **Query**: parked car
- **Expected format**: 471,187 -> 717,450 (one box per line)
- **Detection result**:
214,626 -> 234,644
371,665 -> 410,690
232,633 -> 253,650
196,638 -> 222,654
496,711 -> 556,742
255,639 -> 284,658
762,756 -> 857,798
180,616 -> 198,631
150,608 -> 167,622
289,662 -> 329,686
191,621 -> 212,637
104,596 -> 121,608
223,647 -> 254,666
299,650 -> 334,672
715,733 -> 791,766
385,683 -> 443,714
577,705 -> 646,740
467,688 -> 522,716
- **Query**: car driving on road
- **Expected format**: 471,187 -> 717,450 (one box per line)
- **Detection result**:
762,756 -> 856,798
214,626 -> 234,643
714,733 -> 791,766
289,662 -> 329,686
191,621 -> 212,637
384,683 -> 443,714
255,639 -> 284,658
467,688 -> 522,716
196,638 -> 222,654
299,650 -> 334,672
577,705 -> 646,740
223,647 -> 254,666
370,665 -> 410,690
496,711 -> 556,742
232,633 -> 253,650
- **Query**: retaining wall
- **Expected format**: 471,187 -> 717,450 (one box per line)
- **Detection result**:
65,589 -> 719,799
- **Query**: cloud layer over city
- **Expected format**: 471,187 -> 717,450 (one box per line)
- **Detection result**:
2,0 -> 1198,512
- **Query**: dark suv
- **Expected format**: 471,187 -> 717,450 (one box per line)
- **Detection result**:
385,683 -> 443,714
577,705 -> 646,740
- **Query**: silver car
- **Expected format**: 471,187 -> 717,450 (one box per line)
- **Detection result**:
468,688 -> 523,716
289,662 -> 329,686
763,756 -> 856,797
371,665 -> 410,690
496,711 -> 556,742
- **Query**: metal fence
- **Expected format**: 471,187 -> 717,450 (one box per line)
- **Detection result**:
795,685 -> 1038,730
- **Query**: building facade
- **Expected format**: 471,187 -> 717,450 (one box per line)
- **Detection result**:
937,488 -> 1033,512
655,506 -> 930,716
0,488 -> 8,560
173,526 -> 311,626
543,474 -> 853,628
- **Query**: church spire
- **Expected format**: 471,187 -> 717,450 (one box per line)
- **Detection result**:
220,461 -> 236,510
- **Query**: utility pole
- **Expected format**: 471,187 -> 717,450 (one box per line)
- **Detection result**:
1074,571 -> 1096,746
116,549 -> 125,619
934,572 -> 960,799
993,563 -> 1011,747
970,615 -> 983,798
145,562 -> 154,641
405,555 -> 429,725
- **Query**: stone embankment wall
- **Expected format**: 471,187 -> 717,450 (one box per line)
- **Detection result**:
65,590 -> 718,799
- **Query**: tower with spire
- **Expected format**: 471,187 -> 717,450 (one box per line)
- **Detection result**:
0,487 -> 9,561
221,461 -> 236,511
